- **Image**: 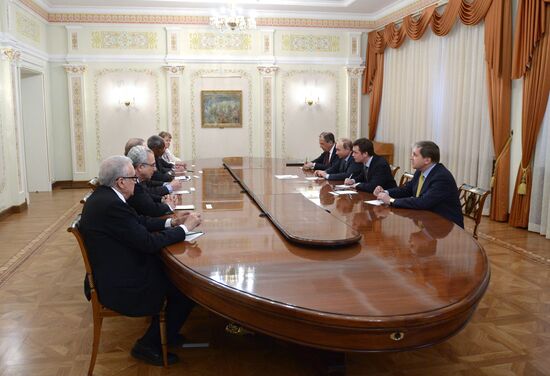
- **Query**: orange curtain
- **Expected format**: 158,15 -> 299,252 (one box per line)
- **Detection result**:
509,2 -> 550,227
362,0 -> 512,221
485,0 -> 512,222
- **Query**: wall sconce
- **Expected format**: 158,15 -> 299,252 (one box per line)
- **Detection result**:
305,95 -> 319,106
114,80 -> 137,109
119,96 -> 135,108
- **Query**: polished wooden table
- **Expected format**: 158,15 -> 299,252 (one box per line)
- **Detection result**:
162,157 -> 490,352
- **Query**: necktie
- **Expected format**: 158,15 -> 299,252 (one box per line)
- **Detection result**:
416,174 -> 425,197
364,165 -> 369,181
342,158 -> 348,172
323,152 -> 329,165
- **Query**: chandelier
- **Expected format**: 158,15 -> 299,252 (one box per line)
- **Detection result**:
210,4 -> 256,32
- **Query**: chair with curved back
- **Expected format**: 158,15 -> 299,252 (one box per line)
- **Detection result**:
389,165 -> 400,177
458,184 -> 490,239
88,178 -> 100,190
399,172 -> 414,187
68,214 -> 169,375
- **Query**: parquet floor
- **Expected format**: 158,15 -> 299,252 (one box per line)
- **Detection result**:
1,189 -> 550,375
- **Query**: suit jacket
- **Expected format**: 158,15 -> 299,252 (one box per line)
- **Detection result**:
325,155 -> 363,181
80,186 -> 186,316
152,157 -> 174,182
355,155 -> 397,193
144,180 -> 170,197
312,146 -> 339,171
387,163 -> 464,228
127,181 -> 173,217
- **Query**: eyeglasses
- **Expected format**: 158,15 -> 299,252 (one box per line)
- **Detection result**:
118,176 -> 139,183
141,163 -> 156,168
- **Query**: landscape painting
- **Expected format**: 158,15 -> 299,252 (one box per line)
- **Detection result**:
201,90 -> 242,128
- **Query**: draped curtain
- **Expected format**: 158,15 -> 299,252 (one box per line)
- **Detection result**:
377,23 -> 493,193
509,0 -> 550,227
528,98 -> 550,237
362,0 -> 512,221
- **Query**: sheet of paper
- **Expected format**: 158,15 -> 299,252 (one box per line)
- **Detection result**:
175,175 -> 191,181
365,199 -> 384,206
275,175 -> 299,180
175,204 -> 195,210
173,190 -> 190,194
198,170 -> 203,174
190,187 -> 196,192
185,231 -> 204,242
305,177 -> 323,181
193,175 -> 200,179
205,204 -> 213,209
334,184 -> 349,190
329,190 -> 358,196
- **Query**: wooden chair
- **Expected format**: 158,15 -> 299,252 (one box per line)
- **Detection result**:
88,178 -> 100,190
68,215 -> 169,375
458,184 -> 490,239
399,172 -> 414,187
390,165 -> 400,177
373,141 -> 394,165
80,191 -> 92,204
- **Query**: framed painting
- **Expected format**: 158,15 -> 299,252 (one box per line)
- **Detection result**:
201,90 -> 243,128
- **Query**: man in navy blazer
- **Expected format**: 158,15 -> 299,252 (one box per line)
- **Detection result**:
315,138 -> 363,180
344,138 -> 397,193
375,141 -> 464,228
80,156 -> 202,365
303,132 -> 339,171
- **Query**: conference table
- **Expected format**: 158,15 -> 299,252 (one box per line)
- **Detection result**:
161,157 -> 490,353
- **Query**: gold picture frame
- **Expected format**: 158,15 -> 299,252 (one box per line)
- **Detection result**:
201,90 -> 243,128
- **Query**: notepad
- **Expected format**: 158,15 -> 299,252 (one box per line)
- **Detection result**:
175,204 -> 195,210
334,184 -> 350,190
365,199 -> 384,206
275,174 -> 299,180
329,190 -> 358,196
173,190 -> 190,194
185,231 -> 204,242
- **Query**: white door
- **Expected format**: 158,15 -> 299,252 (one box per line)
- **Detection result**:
21,71 -> 51,192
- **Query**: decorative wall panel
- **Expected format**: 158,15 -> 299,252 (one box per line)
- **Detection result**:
258,66 -> 278,158
190,69 -> 253,159
189,33 -> 252,51
346,67 -> 364,141
281,70 -> 340,160
91,31 -> 157,49
16,11 -> 40,43
71,32 -> 78,50
163,65 -> 185,158
93,69 -> 160,161
281,35 -> 339,52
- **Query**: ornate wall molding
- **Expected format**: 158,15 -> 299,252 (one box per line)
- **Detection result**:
189,33 -> 252,51
91,31 -> 158,49
281,70 -> 340,158
16,11 -> 41,43
345,66 -> 364,141
0,48 -> 22,63
189,69 -> 253,159
258,65 -> 279,158
163,65 -> 185,157
65,65 -> 88,174
93,68 -> 160,161
0,106 -> 5,194
281,35 -> 340,53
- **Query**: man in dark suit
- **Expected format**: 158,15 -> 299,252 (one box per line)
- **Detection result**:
80,155 -> 202,366
303,132 -> 339,171
127,145 -> 175,217
375,141 -> 464,228
343,138 -> 396,193
147,135 -> 181,182
315,138 -> 362,180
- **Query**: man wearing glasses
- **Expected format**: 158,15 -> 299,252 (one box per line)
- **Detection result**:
127,145 -> 176,217
80,155 -> 202,366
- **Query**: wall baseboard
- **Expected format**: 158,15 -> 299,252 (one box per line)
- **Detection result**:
0,201 -> 28,221
52,180 -> 90,189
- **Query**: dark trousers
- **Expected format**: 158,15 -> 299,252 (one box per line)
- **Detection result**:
139,279 -> 195,349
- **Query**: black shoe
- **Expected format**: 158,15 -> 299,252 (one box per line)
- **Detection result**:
131,340 -> 179,366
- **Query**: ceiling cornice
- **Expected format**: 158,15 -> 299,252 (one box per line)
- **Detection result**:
17,0 -> 440,30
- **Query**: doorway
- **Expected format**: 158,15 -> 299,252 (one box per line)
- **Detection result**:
20,69 -> 51,192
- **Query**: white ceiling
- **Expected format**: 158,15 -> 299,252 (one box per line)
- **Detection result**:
37,0 -> 413,19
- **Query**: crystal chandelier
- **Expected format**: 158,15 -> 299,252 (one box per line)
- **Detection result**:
210,3 -> 256,32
